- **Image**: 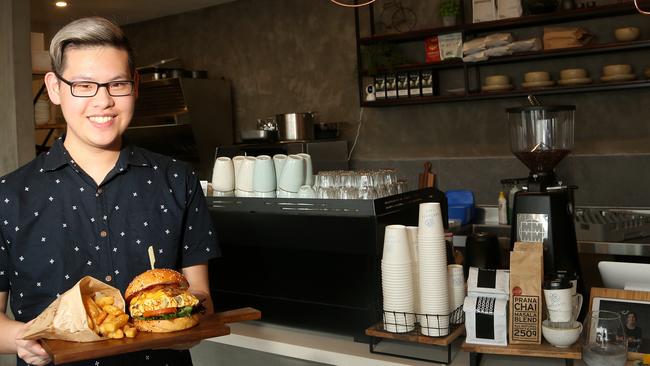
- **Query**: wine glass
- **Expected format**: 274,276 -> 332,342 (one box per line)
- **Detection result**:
582,310 -> 627,366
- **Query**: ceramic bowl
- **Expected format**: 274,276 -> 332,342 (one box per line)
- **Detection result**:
542,320 -> 582,348
524,71 -> 551,82
485,75 -> 510,86
560,68 -> 587,80
603,64 -> 632,76
614,26 -> 640,42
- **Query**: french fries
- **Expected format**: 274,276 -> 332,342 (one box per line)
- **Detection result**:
83,294 -> 137,339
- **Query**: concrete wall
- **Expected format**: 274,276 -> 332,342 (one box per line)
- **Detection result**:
0,0 -> 35,176
123,0 -> 650,207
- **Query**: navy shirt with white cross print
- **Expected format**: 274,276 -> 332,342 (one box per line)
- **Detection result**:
0,137 -> 220,366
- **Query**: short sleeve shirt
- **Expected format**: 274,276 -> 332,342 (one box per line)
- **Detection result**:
0,137 -> 220,365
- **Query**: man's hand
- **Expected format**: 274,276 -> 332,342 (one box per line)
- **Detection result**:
15,321 -> 51,366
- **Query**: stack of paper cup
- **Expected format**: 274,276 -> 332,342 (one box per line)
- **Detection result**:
381,225 -> 416,333
417,202 -> 450,336
406,226 -> 419,314
447,264 -> 465,324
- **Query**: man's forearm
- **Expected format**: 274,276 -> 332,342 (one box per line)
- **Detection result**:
0,313 -> 23,354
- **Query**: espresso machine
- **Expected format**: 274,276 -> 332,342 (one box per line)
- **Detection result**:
507,105 -> 582,286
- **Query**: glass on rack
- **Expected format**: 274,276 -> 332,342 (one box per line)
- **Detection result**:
312,169 -> 407,200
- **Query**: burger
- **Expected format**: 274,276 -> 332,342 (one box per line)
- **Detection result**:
125,268 -> 201,333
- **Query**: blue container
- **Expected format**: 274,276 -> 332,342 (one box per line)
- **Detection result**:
446,190 -> 475,225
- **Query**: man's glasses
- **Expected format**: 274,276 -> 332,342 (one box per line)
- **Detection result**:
54,71 -> 135,97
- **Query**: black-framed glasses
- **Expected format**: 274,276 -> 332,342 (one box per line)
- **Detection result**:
54,71 -> 135,97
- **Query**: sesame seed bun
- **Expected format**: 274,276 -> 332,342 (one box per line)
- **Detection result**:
125,268 -> 189,302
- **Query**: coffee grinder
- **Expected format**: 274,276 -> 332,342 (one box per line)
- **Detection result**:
507,105 -> 582,286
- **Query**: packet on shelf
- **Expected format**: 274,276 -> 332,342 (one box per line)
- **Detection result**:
543,27 -> 593,50
425,36 -> 442,63
509,37 -> 542,53
463,37 -> 487,56
464,296 -> 509,346
439,33 -> 464,60
485,33 -> 514,48
509,242 -> 543,345
467,267 -> 510,299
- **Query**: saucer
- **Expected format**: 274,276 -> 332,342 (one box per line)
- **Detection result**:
601,73 -> 636,82
557,77 -> 592,86
522,80 -> 555,88
482,84 -> 513,92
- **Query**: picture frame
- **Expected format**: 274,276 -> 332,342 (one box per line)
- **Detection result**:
588,287 -> 650,360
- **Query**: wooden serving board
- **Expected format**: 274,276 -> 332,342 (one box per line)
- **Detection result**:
41,307 -> 261,365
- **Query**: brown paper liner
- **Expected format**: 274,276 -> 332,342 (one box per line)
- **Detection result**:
22,276 -> 125,342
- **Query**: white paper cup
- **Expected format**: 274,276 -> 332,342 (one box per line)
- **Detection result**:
383,225 -> 411,264
253,155 -> 277,193
211,156 -> 235,192
418,203 -> 445,238
544,287 -> 574,323
278,155 -> 305,193
296,153 -> 314,186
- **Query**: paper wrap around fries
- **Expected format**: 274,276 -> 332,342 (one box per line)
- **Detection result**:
22,276 -> 125,342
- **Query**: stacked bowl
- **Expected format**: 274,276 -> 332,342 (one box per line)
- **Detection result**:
417,202 -> 450,336
381,225 -> 416,333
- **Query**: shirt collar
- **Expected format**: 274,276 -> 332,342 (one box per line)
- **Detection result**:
42,136 -> 151,172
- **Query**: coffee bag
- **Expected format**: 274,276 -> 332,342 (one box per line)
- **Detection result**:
509,242 -> 543,344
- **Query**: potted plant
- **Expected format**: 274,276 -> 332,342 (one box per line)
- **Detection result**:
439,0 -> 461,26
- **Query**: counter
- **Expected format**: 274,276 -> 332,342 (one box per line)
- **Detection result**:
203,321 -> 582,366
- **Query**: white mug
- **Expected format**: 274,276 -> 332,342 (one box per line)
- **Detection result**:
278,155 -> 305,193
235,156 -> 256,192
273,154 -> 288,187
211,156 -> 235,192
296,153 -> 314,186
253,155 -> 276,193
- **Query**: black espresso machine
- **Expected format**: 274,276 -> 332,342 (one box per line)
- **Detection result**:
507,105 -> 583,291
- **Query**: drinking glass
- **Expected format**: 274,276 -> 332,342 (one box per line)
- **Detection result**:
357,172 -> 377,200
582,310 -> 627,366
372,171 -> 388,198
318,171 -> 339,199
339,171 -> 358,199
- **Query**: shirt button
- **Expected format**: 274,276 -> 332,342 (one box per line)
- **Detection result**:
105,275 -> 112,282
97,188 -> 103,195
100,230 -> 108,238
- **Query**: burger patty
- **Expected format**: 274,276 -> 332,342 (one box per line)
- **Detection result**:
129,285 -> 199,317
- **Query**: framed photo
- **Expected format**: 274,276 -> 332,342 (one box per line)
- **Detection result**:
589,287 -> 650,358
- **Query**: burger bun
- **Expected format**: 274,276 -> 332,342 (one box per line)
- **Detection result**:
125,268 -> 189,302
133,314 -> 200,333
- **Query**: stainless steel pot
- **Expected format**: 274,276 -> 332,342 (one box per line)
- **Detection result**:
275,112 -> 315,141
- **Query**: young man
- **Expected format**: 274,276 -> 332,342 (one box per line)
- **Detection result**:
0,17 -> 220,366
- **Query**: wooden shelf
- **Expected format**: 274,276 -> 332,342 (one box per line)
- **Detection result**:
359,2 -> 645,44
361,79 -> 650,107
461,340 -> 581,360
365,322 -> 465,346
361,40 -> 650,76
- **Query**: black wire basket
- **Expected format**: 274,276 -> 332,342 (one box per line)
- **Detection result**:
382,305 -> 465,337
